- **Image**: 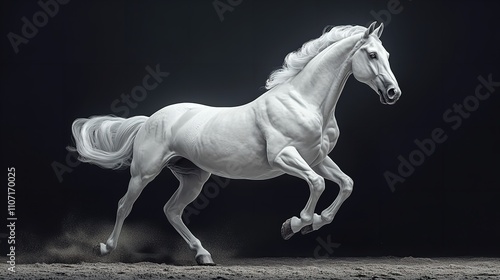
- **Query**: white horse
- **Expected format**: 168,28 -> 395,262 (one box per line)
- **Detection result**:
69,22 -> 401,265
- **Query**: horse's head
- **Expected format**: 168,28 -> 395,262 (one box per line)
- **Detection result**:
351,22 -> 401,105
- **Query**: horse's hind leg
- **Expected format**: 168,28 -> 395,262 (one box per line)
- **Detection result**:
164,162 -> 214,265
95,144 -> 163,256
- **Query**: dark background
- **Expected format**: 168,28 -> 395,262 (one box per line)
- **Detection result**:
1,0 -> 499,263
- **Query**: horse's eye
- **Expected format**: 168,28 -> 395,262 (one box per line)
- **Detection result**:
369,52 -> 377,59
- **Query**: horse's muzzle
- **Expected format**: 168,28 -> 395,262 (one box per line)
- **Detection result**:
379,87 -> 400,105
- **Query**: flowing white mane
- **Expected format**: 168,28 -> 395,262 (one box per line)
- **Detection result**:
265,25 -> 367,90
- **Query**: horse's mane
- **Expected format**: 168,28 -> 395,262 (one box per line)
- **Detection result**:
265,25 -> 367,90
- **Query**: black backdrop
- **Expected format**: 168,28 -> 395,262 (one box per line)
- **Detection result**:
1,0 -> 499,263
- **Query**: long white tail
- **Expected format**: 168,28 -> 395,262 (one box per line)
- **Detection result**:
68,115 -> 148,169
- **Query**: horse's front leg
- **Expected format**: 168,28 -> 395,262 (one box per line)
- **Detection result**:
301,155 -> 353,234
273,146 -> 325,240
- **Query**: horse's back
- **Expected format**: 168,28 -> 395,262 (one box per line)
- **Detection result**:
132,102 -> 209,160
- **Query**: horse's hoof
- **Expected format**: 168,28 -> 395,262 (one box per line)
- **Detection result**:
281,218 -> 295,240
93,243 -> 108,257
196,254 -> 216,266
300,224 -> 314,235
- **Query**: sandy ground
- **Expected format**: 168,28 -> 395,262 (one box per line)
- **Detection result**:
2,257 -> 500,280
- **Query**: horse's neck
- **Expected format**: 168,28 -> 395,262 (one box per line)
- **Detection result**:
290,34 -> 362,121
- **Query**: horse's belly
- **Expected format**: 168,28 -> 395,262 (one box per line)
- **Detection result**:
193,128 -> 278,179
195,158 -> 283,180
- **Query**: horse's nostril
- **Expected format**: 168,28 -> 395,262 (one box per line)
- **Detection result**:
387,88 -> 396,99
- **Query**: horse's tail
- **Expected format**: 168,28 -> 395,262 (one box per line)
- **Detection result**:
67,115 -> 148,169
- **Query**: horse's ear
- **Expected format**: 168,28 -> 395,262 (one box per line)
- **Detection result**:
363,21 -> 377,39
374,22 -> 384,38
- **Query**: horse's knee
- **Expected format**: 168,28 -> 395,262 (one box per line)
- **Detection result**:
163,203 -> 169,216
341,176 -> 353,195
310,175 -> 325,194
165,205 -> 182,224
164,206 -> 175,221
164,204 -> 176,220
